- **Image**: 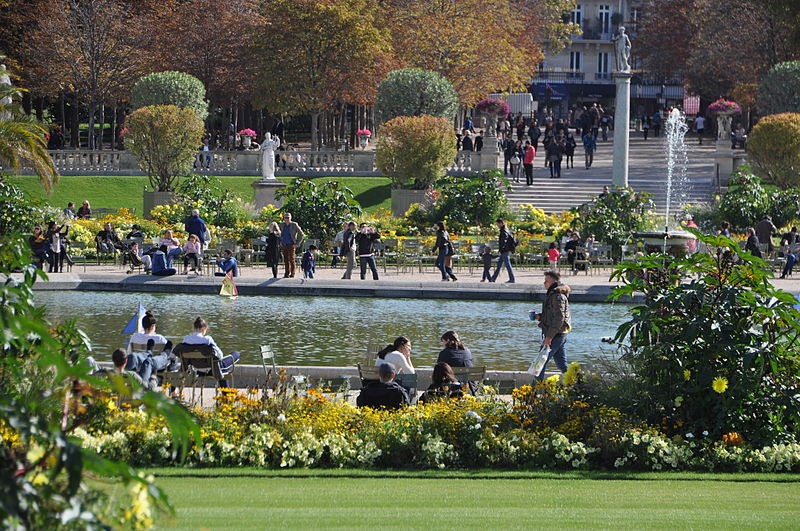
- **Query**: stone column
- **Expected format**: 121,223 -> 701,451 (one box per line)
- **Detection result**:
252,180 -> 286,211
612,72 -> 632,188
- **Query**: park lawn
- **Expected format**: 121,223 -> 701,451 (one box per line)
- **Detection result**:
146,469 -> 800,530
7,175 -> 391,215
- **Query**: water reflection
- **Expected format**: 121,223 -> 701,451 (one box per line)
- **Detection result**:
35,292 -> 631,371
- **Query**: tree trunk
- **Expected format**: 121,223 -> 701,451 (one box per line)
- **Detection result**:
58,91 -> 65,135
70,95 -> 79,148
311,111 -> 320,150
98,102 -> 105,150
111,101 -> 117,151
87,99 -> 96,150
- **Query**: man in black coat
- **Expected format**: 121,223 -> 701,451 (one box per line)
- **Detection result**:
356,363 -> 410,410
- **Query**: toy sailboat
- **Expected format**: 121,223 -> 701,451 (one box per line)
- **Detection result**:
121,302 -> 146,334
220,273 -> 238,298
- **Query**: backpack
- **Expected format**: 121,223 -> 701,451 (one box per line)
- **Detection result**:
507,234 -> 518,252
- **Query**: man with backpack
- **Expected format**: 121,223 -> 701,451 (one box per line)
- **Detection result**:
490,218 -> 517,284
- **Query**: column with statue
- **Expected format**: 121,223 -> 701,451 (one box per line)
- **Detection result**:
612,26 -> 632,188
252,132 -> 286,210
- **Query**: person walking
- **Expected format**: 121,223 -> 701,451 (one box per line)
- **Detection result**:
531,270 -> 571,380
522,140 -> 536,186
280,212 -> 305,278
564,133 -> 577,169
490,219 -> 516,283
546,135 -> 564,178
582,132 -> 596,169
433,222 -> 457,282
265,221 -> 282,279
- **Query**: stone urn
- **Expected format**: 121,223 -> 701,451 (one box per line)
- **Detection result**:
242,135 -> 253,149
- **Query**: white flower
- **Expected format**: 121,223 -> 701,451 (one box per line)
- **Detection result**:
702,431 -> 709,436
276,413 -> 287,422
686,433 -> 694,439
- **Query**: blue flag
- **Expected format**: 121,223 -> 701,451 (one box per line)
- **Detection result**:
122,302 -> 146,334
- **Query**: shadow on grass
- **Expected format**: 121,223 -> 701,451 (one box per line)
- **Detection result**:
354,182 -> 391,211
145,467 -> 800,483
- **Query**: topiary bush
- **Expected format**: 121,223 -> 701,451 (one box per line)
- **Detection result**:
131,70 -> 209,120
125,105 -> 205,192
757,61 -> 800,116
747,113 -> 800,189
421,170 -> 511,233
375,115 -> 456,190
375,68 -> 458,122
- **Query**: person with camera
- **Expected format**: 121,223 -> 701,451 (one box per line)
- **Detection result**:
355,223 -> 381,281
531,270 -> 572,381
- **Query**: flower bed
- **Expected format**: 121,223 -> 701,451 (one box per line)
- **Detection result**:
73,371 -> 800,472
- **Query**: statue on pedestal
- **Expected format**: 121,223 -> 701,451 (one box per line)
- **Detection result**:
612,26 -> 631,73
260,132 -> 281,181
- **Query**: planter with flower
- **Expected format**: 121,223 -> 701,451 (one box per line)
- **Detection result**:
475,98 -> 511,135
706,99 -> 741,141
238,128 -> 257,149
356,128 -> 372,150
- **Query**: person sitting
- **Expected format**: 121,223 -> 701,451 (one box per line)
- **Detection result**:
76,200 -> 92,219
158,229 -> 182,268
356,362 -> 410,410
112,338 -> 173,391
174,317 -> 240,388
436,330 -> 473,368
375,336 -> 415,375
110,348 -> 146,390
214,249 -> 239,277
125,242 -> 151,274
126,224 -> 144,240
301,245 -> 317,279
96,222 -> 124,255
127,311 -> 168,354
419,362 -> 464,404
182,234 -> 202,275
150,247 -> 177,276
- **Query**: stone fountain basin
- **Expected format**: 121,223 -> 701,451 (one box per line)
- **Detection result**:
634,230 -> 697,247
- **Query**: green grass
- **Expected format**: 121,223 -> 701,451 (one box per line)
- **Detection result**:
7,175 -> 391,215
146,469 -> 800,529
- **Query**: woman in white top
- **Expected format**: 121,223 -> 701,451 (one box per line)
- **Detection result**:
375,336 -> 415,374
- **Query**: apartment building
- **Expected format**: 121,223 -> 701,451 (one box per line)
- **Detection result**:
532,0 -> 684,121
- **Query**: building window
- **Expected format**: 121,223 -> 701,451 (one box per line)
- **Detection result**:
629,7 -> 640,33
570,52 -> 582,72
598,5 -> 611,37
571,4 -> 582,27
597,52 -> 610,78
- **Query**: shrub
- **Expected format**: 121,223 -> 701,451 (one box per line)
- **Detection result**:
757,61 -> 800,116
716,168 -> 772,229
376,115 -> 456,190
0,178 -> 41,233
132,70 -> 209,120
275,179 -> 362,241
406,170 -> 511,233
610,232 -> 800,446
375,68 -> 458,122
747,113 -> 800,189
125,105 -> 205,192
571,186 -> 656,255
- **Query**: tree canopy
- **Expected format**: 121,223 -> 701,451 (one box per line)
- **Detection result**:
132,71 -> 209,120
758,61 -> 800,115
376,69 -> 458,122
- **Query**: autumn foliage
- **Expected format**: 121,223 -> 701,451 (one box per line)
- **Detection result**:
747,113 -> 800,189
376,116 -> 457,190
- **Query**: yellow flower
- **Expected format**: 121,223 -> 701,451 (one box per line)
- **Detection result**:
712,377 -> 729,394
683,369 -> 691,381
563,362 -> 581,387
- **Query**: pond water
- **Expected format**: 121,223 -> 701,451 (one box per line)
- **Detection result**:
34,291 -> 632,371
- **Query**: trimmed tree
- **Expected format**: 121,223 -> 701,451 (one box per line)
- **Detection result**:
131,71 -> 209,120
747,113 -> 800,189
375,115 -> 456,190
375,69 -> 458,122
125,105 -> 205,192
757,61 -> 800,116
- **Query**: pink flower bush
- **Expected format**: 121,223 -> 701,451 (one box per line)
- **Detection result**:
356,128 -> 372,137
707,99 -> 741,114
237,128 -> 257,138
476,98 -> 510,117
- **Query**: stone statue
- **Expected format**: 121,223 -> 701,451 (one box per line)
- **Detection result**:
612,26 -> 631,73
717,114 -> 733,141
0,64 -> 13,120
260,132 -> 281,181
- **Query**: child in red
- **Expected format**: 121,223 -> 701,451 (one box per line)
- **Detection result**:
547,242 -> 560,270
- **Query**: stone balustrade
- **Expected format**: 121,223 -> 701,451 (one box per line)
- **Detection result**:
8,148 -> 497,176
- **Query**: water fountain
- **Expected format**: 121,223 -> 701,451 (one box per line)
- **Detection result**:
635,108 -> 697,254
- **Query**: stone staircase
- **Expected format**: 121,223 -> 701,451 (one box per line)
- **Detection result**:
502,135 -> 718,214
505,172 -> 716,214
